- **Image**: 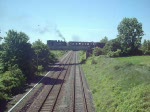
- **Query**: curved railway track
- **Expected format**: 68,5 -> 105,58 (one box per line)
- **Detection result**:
9,51 -> 95,112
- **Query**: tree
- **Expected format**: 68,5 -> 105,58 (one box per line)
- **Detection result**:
100,36 -> 108,44
103,38 -> 121,55
93,47 -> 103,56
142,39 -> 150,55
1,30 -> 34,79
117,18 -> 144,55
32,40 -> 57,71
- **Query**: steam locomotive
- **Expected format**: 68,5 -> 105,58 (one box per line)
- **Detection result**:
47,40 -> 105,50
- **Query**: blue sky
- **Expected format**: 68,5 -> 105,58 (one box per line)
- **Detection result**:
0,0 -> 150,43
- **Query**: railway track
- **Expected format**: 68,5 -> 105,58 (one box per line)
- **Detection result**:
26,52 -> 73,112
73,51 -> 94,112
55,51 -> 95,112
9,51 -> 95,112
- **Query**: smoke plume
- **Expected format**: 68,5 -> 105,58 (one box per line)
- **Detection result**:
55,29 -> 66,41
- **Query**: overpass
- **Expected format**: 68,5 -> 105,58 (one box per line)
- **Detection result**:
47,40 -> 105,50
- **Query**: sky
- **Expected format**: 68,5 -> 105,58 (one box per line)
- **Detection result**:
0,0 -> 150,43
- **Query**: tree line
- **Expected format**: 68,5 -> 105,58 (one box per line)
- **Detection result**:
0,30 -> 57,103
93,18 -> 150,57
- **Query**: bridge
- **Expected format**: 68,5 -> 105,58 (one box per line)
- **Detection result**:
47,40 -> 105,50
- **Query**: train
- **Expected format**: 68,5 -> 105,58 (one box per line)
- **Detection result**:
47,40 -> 105,50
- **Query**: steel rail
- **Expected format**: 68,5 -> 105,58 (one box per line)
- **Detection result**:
78,64 -> 88,112
51,52 -> 73,112
8,51 -> 71,112
73,51 -> 76,112
38,52 -> 73,112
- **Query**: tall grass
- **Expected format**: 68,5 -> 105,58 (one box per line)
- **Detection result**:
51,50 -> 67,59
81,55 -> 150,112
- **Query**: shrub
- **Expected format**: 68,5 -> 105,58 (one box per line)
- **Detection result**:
142,40 -> 150,55
38,65 -> 44,72
0,84 -> 10,101
143,50 -> 150,55
107,49 -> 122,57
91,59 -> 97,64
93,47 -> 103,56
0,66 -> 26,102
80,51 -> 86,64
37,65 -> 44,75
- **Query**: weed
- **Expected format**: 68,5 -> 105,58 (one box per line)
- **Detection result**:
81,54 -> 150,112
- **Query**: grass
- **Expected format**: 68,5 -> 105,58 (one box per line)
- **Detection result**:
51,50 -> 67,60
81,54 -> 150,112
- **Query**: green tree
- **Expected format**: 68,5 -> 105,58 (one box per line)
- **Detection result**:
142,39 -> 150,55
103,38 -> 121,55
1,30 -> 34,79
32,40 -> 57,71
117,18 -> 144,55
100,36 -> 108,43
0,65 -> 26,103
93,47 -> 103,56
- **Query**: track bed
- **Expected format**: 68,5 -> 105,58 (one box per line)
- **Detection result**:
9,51 -> 95,112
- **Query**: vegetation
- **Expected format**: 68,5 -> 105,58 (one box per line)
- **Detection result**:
32,39 -> 57,72
0,30 -> 61,104
142,40 -> 150,55
117,18 -> 144,56
0,30 -> 34,79
0,65 -> 26,100
0,17 -> 149,110
94,17 -> 149,57
107,49 -> 122,57
80,54 -> 150,112
51,50 -> 67,60
79,51 -> 86,64
100,36 -> 108,44
103,38 -> 121,55
93,47 -> 103,56
84,18 -> 150,111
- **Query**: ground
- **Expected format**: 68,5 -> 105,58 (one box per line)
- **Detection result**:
81,55 -> 150,112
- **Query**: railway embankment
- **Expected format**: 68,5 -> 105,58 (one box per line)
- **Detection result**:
80,54 -> 150,112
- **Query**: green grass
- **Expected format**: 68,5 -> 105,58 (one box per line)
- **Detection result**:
81,55 -> 150,112
51,50 -> 67,59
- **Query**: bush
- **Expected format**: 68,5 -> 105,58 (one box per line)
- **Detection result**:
142,40 -> 150,55
0,66 -> 26,102
143,50 -> 150,55
80,51 -> 86,64
107,49 -> 122,57
49,53 -> 58,64
1,30 -> 35,80
0,85 -> 10,101
93,47 -> 103,56
37,65 -> 44,75
38,65 -> 44,72
91,59 -> 97,64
